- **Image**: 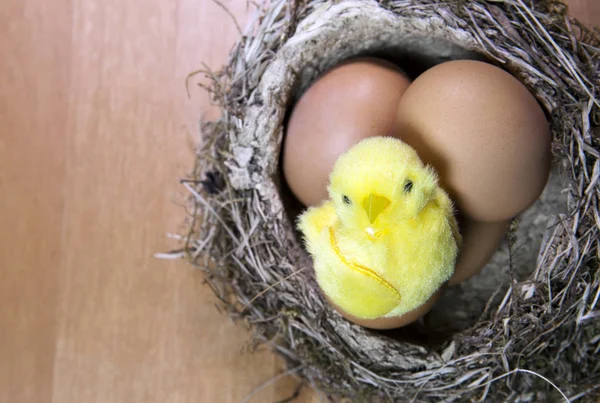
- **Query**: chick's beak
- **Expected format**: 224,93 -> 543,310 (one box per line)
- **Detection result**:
362,193 -> 391,224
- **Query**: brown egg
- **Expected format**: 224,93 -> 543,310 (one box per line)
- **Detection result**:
331,289 -> 445,330
394,60 -> 551,222
450,218 -> 511,285
284,57 -> 411,206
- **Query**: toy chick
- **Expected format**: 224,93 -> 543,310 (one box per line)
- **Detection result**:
298,137 -> 461,325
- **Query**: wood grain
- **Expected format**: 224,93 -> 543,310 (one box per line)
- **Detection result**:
0,1 -> 596,403
0,1 -> 314,402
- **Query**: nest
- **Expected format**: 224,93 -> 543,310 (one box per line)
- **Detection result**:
180,0 -> 600,401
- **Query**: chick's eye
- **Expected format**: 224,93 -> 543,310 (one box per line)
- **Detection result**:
403,179 -> 413,193
342,195 -> 352,205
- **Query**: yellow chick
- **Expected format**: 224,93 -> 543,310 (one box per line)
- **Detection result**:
298,137 -> 461,320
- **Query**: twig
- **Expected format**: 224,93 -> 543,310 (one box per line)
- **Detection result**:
240,366 -> 304,403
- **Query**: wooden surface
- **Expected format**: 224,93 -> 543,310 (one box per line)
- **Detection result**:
0,1 -> 596,403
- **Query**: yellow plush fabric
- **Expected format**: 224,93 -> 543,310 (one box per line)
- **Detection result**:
298,137 -> 461,319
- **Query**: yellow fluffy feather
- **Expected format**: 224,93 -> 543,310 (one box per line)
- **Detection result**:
298,137 -> 461,319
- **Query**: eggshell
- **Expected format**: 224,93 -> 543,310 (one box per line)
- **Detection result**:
450,218 -> 511,285
284,58 -> 411,206
394,60 -> 551,222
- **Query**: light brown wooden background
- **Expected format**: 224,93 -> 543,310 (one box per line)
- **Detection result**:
0,1 -> 597,403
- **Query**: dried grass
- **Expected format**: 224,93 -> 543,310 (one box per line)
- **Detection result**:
176,0 -> 600,401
